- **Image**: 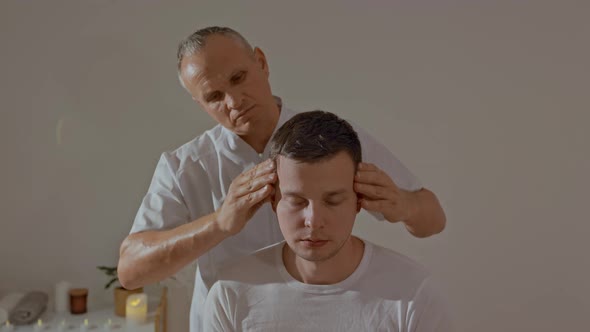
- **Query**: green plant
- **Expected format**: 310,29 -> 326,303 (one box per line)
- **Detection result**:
97,266 -> 119,289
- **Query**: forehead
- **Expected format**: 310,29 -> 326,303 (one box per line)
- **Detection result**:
276,153 -> 356,193
181,35 -> 253,83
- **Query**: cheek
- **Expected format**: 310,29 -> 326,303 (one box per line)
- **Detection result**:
204,104 -> 227,118
276,203 -> 302,233
330,204 -> 357,229
249,74 -> 272,96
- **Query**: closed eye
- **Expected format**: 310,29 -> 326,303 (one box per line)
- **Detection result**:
285,197 -> 307,207
231,71 -> 246,85
205,91 -> 222,103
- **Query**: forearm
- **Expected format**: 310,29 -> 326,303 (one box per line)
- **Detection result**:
404,188 -> 446,238
118,212 -> 229,289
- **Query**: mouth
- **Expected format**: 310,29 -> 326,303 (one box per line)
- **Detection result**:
232,105 -> 255,123
299,238 -> 329,248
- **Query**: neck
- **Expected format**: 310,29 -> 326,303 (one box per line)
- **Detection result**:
241,103 -> 280,153
283,236 -> 365,285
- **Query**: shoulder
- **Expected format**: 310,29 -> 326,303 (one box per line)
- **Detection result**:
363,241 -> 432,295
167,125 -> 225,164
156,125 -> 227,174
216,242 -> 284,284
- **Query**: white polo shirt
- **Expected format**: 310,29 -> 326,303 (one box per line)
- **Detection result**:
130,98 -> 422,331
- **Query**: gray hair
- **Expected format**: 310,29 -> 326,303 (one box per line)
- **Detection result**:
176,26 -> 253,90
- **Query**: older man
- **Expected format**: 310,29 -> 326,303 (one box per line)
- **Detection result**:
118,26 -> 446,331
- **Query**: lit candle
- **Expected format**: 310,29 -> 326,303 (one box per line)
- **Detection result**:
56,319 -> 67,332
103,318 -> 112,332
125,293 -> 148,324
80,318 -> 89,332
2,321 -> 14,331
33,319 -> 43,331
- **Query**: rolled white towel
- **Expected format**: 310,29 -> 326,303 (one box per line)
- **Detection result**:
9,291 -> 48,325
0,293 -> 24,325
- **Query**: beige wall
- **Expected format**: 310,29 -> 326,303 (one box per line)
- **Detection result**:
1,1 -> 589,331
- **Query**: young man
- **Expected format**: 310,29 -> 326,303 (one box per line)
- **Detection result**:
203,111 -> 451,331
118,27 -> 446,331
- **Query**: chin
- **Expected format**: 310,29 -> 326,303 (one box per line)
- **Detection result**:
293,246 -> 337,262
231,123 -> 252,136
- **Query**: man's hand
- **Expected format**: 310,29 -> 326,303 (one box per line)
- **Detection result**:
215,159 -> 277,235
353,162 -> 417,223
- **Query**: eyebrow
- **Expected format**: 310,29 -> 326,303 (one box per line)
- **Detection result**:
281,189 -> 347,199
200,69 -> 247,99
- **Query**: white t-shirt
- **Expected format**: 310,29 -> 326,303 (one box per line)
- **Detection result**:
204,240 -> 452,332
129,98 -> 423,331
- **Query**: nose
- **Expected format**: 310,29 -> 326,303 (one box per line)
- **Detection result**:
224,88 -> 244,110
304,203 -> 325,230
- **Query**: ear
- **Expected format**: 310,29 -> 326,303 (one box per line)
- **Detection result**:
270,188 -> 277,213
271,181 -> 282,213
253,47 -> 270,76
356,193 -> 363,213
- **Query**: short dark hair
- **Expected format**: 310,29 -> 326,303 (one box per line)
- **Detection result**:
270,110 -> 362,170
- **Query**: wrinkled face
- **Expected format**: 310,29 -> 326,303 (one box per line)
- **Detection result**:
179,35 -> 276,136
273,151 -> 360,262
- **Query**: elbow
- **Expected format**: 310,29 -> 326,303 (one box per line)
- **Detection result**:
117,237 -> 142,290
117,261 -> 137,290
405,205 -> 446,238
435,213 -> 446,234
421,188 -> 447,237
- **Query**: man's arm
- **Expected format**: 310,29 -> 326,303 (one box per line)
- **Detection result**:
118,213 -> 227,290
118,159 -> 277,290
351,123 -> 446,238
403,188 -> 446,238
354,163 -> 446,238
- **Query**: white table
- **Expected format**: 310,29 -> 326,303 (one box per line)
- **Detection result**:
3,307 -> 156,332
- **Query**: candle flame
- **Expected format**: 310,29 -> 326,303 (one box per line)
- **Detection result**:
84,319 -> 89,326
130,298 -> 142,306
37,319 -> 42,326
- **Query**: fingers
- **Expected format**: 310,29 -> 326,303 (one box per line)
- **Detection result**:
359,199 -> 391,214
242,184 -> 273,210
234,171 -> 276,198
358,162 -> 378,171
233,160 -> 277,198
355,163 -> 394,187
354,182 -> 395,200
236,159 -> 275,187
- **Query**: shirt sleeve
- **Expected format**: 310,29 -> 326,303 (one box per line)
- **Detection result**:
203,282 -> 236,332
352,122 -> 423,192
350,121 -> 423,221
407,277 -> 454,332
129,152 -> 190,234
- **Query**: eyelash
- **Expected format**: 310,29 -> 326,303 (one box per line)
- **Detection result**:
231,72 -> 245,84
207,93 -> 221,102
206,72 -> 246,102
289,200 -> 341,207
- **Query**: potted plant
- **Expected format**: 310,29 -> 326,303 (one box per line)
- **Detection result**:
97,266 -> 143,317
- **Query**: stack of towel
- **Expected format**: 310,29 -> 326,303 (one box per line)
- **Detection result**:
0,291 -> 48,325
0,293 -> 23,325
